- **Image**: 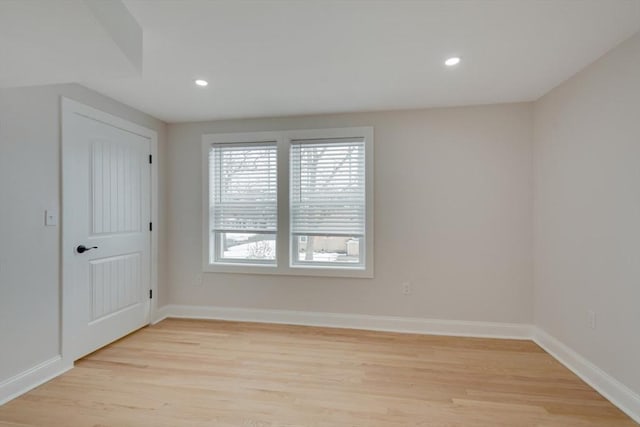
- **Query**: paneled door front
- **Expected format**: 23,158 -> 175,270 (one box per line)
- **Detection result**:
62,98 -> 153,361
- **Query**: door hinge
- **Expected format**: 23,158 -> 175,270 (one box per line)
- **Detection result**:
149,222 -> 153,232
149,289 -> 153,299
149,154 -> 152,164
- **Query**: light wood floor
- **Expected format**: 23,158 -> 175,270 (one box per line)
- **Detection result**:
0,319 -> 636,427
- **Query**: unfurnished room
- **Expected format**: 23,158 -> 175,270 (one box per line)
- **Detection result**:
1,0 -> 640,426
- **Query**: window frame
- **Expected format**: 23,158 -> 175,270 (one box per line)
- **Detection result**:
202,127 -> 374,278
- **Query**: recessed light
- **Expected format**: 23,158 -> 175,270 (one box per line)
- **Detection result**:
194,79 -> 209,87
444,57 -> 461,67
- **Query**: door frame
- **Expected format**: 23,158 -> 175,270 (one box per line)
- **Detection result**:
60,97 -> 159,363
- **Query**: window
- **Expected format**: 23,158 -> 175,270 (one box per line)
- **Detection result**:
290,138 -> 365,267
203,128 -> 373,278
209,141 -> 277,265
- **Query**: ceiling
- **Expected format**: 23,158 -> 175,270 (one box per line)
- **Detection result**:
3,1 -> 640,123
0,0 -> 142,88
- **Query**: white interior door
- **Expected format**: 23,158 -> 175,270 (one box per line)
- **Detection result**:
62,98 -> 152,361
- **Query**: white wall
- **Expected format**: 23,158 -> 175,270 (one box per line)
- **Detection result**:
167,104 -> 533,323
534,31 -> 640,395
0,83 -> 167,384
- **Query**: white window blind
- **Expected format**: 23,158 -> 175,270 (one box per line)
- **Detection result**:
210,142 -> 277,233
290,137 -> 365,236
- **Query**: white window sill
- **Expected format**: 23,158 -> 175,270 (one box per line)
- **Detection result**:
203,263 -> 373,278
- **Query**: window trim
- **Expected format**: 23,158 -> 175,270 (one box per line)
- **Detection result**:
202,127 -> 374,278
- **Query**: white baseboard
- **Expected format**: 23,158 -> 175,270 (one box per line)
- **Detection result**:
155,304 -> 533,339
152,305 -> 171,325
0,356 -> 73,406
533,328 -> 640,423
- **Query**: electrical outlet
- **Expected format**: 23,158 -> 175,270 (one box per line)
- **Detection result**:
587,310 -> 597,330
194,274 -> 203,287
402,282 -> 411,295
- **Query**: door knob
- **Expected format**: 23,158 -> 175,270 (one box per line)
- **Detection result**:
76,245 -> 98,254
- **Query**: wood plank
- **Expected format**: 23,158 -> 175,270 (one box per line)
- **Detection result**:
0,319 -> 636,426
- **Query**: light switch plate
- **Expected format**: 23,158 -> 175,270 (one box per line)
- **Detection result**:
45,209 -> 58,226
